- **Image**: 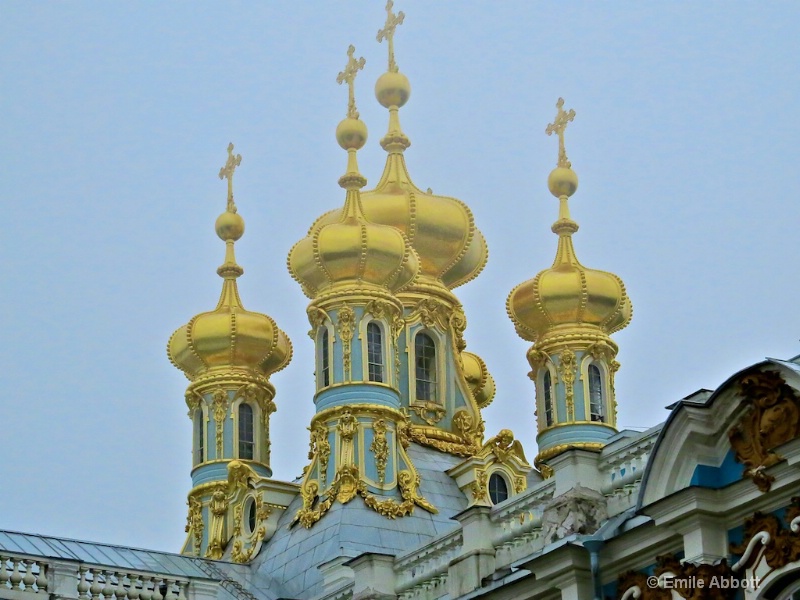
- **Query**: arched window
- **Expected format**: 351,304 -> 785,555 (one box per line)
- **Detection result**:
195,412 -> 204,465
238,404 -> 254,460
543,371 -> 554,427
415,333 -> 437,402
320,328 -> 330,387
588,364 -> 604,422
367,322 -> 384,383
488,472 -> 509,504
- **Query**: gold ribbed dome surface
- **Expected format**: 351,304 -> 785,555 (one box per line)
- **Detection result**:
169,143 -> 292,382
507,99 -> 632,344
288,46 -> 420,301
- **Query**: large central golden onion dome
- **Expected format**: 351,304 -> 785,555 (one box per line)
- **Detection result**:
305,37 -> 487,294
169,145 -> 292,384
288,46 -> 419,302
507,102 -> 632,347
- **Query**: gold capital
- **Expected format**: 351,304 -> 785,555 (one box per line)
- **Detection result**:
377,0 -> 405,73
545,98 -> 576,168
218,142 -> 242,212
337,45 -> 366,119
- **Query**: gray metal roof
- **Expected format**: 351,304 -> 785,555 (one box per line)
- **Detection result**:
0,530 -> 215,579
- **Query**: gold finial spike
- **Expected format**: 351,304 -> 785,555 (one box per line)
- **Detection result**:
545,98 -> 576,169
377,0 -> 405,73
337,45 -> 366,119
218,142 -> 242,213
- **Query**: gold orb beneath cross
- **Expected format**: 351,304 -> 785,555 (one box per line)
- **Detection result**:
548,166 -> 578,198
375,71 -> 410,108
215,211 -> 245,241
336,117 -> 368,150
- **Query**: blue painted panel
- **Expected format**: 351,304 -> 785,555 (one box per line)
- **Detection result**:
536,422 -> 615,451
689,450 -> 743,489
315,383 -> 401,411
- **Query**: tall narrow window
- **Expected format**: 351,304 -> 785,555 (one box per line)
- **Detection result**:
367,322 -> 384,383
415,333 -> 437,402
320,328 -> 330,387
239,404 -> 254,460
589,364 -> 604,422
543,371 -> 554,427
195,412 -> 204,465
488,472 -> 509,504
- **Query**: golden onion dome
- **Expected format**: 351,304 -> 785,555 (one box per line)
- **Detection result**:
461,351 -> 496,409
288,45 -> 419,301
507,99 -> 632,345
168,144 -> 292,383
307,16 -> 487,293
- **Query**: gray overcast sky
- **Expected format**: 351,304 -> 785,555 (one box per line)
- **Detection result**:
1,2 -> 798,552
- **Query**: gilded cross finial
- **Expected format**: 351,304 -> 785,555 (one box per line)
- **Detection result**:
337,45 -> 366,119
218,142 -> 242,213
545,98 -> 576,168
377,0 -> 405,73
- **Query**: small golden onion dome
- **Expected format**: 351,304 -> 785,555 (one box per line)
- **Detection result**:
507,166 -> 632,344
461,351 -> 496,409
287,115 -> 420,300
168,144 -> 292,382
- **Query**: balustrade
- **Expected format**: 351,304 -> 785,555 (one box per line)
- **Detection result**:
0,556 -> 48,595
394,530 -> 462,600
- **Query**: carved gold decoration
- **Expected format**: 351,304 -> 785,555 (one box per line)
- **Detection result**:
307,306 -> 330,339
450,308 -> 467,352
729,370 -> 800,491
364,299 -> 397,321
408,426 -> 475,457
470,469 -> 488,502
292,463 -> 437,529
526,349 -> 549,379
730,497 -> 800,572
609,359 -> 620,423
484,429 -> 528,464
377,0 -> 404,73
453,410 -> 484,453
410,402 -> 446,426
391,314 -> 404,384
308,423 -> 331,487
231,495 -> 270,564
205,488 -> 228,559
397,410 -> 411,448
185,496 -> 204,557
211,388 -> 229,457
337,305 -> 356,380
559,349 -> 577,420
185,390 -> 203,418
546,97 -> 576,169
409,298 -> 450,330
337,409 -> 358,479
370,419 -> 389,484
654,555 -> 737,600
336,45 -> 366,119
514,476 -> 526,494
534,441 -> 604,474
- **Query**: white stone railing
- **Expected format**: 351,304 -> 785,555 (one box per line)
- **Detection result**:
0,554 -> 198,600
599,429 -> 659,515
394,529 -> 462,600
489,480 -> 555,568
1,556 -> 48,596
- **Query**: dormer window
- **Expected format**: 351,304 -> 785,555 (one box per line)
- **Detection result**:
489,472 -> 509,504
588,364 -> 604,422
543,371 -> 554,427
367,322 -> 384,383
415,333 -> 437,402
238,403 -> 254,459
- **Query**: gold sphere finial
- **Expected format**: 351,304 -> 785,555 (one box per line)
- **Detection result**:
216,143 -> 245,241
545,98 -> 578,198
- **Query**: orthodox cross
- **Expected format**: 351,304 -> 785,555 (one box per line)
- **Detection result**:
336,45 -> 366,119
218,142 -> 242,212
377,0 -> 405,73
545,98 -> 576,168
